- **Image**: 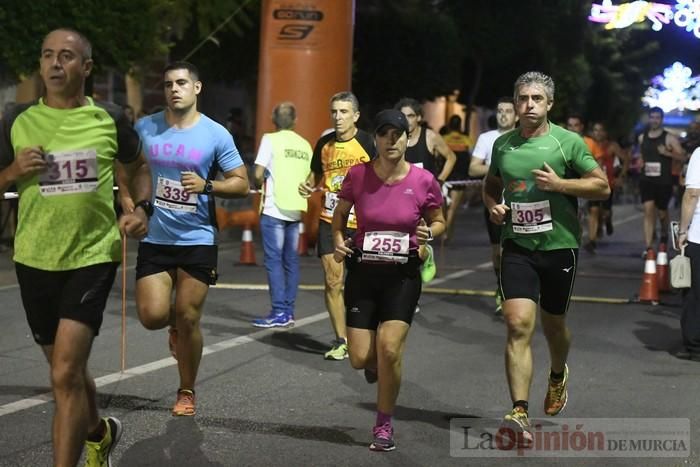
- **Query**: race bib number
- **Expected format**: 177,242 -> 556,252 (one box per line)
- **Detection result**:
644,162 -> 661,177
361,230 -> 409,263
323,191 -> 356,222
511,200 -> 553,234
38,149 -> 98,196
154,176 -> 197,213
323,192 -> 339,217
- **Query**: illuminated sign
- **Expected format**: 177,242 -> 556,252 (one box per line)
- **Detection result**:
642,62 -> 700,112
589,0 -> 700,39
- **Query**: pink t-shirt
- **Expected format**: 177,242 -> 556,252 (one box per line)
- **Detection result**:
338,162 -> 443,253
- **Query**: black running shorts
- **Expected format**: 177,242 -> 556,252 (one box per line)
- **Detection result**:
136,243 -> 218,285
640,180 -> 673,210
16,262 -> 119,345
499,240 -> 578,316
316,220 -> 355,257
344,255 -> 422,330
587,190 -> 614,210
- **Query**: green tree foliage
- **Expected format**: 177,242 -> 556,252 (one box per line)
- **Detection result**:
582,26 -> 659,137
168,0 -> 260,82
0,0 -> 177,78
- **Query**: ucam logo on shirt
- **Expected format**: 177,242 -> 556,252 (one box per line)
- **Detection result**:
148,143 -> 204,162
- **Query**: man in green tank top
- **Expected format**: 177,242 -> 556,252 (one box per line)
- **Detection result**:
483,71 -> 609,442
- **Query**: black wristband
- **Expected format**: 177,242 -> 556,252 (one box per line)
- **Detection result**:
203,180 -> 213,194
134,199 -> 154,218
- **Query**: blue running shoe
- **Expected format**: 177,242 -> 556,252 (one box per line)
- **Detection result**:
251,312 -> 294,328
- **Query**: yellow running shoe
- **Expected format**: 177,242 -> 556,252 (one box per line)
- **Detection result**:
324,339 -> 348,360
84,417 -> 122,467
495,288 -> 503,315
501,407 -> 533,445
544,364 -> 569,416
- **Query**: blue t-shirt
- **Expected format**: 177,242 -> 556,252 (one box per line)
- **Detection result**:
136,112 -> 243,245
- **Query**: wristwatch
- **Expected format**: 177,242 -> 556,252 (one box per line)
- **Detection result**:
203,180 -> 213,194
134,199 -> 154,218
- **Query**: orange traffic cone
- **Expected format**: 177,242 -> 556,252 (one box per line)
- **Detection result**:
639,248 -> 659,304
297,221 -> 309,256
657,243 -> 671,292
239,224 -> 257,265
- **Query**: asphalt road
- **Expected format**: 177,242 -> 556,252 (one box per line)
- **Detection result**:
0,201 -> 698,467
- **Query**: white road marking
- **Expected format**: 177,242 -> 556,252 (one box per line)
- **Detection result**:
0,312 -> 329,417
0,214 -> 645,417
427,260 -> 491,285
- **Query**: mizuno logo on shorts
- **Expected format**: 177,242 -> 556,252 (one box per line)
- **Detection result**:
562,266 -> 573,273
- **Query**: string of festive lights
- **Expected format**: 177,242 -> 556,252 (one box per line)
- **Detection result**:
589,0 -> 700,39
642,61 -> 700,112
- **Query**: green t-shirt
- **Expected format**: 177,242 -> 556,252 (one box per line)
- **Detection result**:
0,98 -> 141,270
488,122 -> 599,251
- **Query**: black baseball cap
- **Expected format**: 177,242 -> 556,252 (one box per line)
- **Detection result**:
374,109 -> 409,134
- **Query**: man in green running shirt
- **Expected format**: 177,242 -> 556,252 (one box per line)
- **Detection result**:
0,28 -> 152,467
482,71 -> 609,442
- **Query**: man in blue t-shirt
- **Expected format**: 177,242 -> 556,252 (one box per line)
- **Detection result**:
130,61 -> 249,416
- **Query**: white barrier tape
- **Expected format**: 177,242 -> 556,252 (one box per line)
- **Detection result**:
2,182 -> 482,200
2,186 -> 264,200
443,179 -> 483,188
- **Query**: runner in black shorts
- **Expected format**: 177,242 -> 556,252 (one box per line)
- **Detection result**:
0,28 -> 152,467
333,110 -> 445,452
129,61 -> 249,417
299,92 -> 375,361
483,71 -> 609,442
636,107 -> 686,253
471,96 -> 517,312
442,115 -> 473,242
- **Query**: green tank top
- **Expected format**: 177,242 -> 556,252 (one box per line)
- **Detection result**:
488,123 -> 599,251
267,130 -> 313,211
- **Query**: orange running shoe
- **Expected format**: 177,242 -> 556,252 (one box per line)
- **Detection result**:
544,364 -> 569,416
168,327 -> 178,361
172,389 -> 196,416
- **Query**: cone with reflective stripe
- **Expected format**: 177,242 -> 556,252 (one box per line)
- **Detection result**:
639,248 -> 659,304
656,242 -> 671,292
239,224 -> 257,265
297,221 -> 309,256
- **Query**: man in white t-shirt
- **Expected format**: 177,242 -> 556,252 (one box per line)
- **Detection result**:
251,102 -> 312,327
469,96 -> 517,313
677,147 -> 700,361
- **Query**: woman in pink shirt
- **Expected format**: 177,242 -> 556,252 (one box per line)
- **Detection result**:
332,109 -> 445,452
